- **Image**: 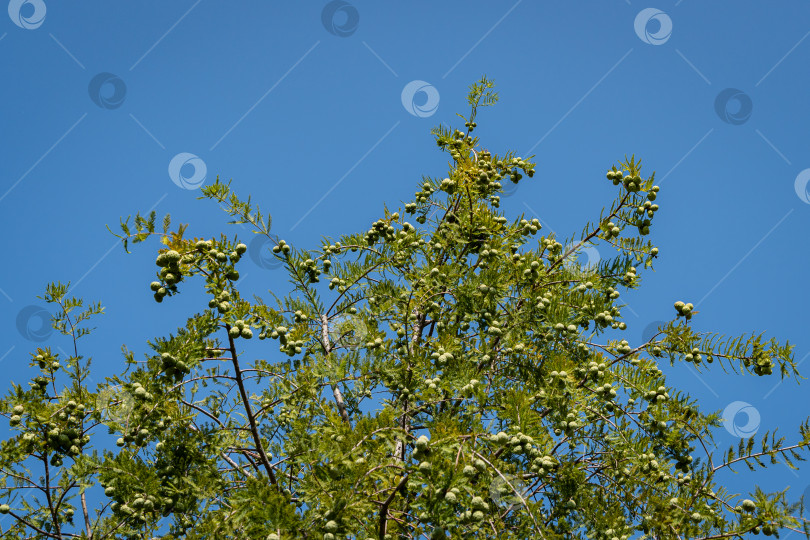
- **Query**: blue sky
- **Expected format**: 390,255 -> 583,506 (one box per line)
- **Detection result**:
1,0 -> 809,526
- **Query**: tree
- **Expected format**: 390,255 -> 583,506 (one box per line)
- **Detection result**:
1,76 -> 809,539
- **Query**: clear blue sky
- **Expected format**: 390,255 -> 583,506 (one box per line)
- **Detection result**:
2,0 -> 809,524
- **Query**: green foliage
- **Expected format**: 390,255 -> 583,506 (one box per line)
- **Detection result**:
2,76 -> 809,539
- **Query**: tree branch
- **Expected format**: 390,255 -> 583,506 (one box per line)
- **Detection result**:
379,474 -> 410,538
225,323 -> 277,485
81,491 -> 92,538
321,314 -> 349,423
